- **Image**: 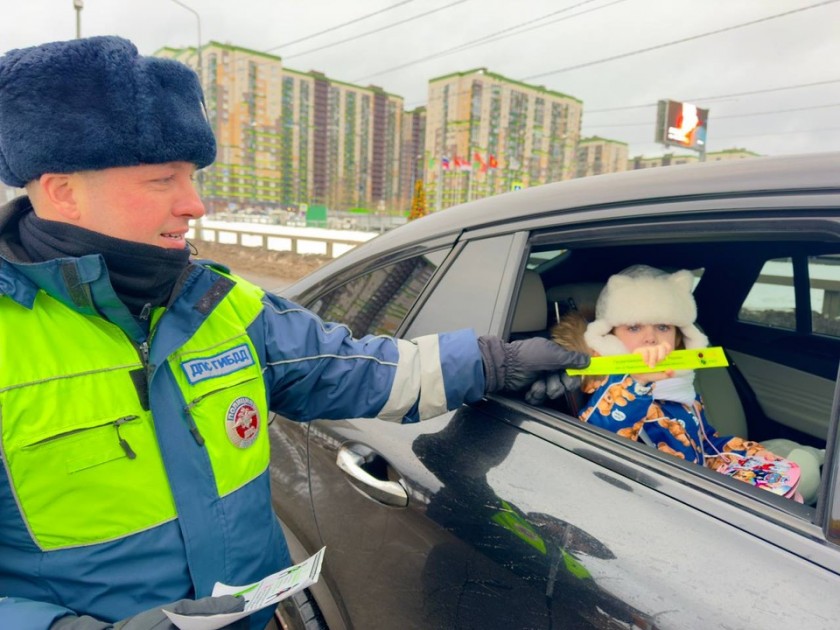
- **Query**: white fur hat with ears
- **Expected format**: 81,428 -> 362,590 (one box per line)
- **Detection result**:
584,265 -> 709,356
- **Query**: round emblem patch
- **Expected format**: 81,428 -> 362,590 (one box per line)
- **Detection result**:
226,397 -> 260,448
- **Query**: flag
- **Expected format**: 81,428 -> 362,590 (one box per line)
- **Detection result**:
488,154 -> 499,169
473,151 -> 487,173
455,156 -> 471,172
441,156 -> 450,170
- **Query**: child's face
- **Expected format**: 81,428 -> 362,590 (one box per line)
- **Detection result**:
613,324 -> 677,352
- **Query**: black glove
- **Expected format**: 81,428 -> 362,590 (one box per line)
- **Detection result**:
51,595 -> 247,630
524,372 -> 581,405
477,336 -> 590,394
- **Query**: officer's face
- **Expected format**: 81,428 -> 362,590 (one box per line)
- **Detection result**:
70,162 -> 205,249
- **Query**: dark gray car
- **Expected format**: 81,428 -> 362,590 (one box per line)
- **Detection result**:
268,152 -> 840,629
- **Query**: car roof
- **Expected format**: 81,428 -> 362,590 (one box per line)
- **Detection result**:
376,152 -> 839,248
285,152 -> 840,296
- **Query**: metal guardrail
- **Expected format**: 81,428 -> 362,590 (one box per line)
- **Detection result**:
194,225 -> 367,258
191,227 -> 840,315
211,211 -> 406,232
757,274 -> 840,317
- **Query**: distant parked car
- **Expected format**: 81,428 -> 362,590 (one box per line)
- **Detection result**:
268,152 -> 840,629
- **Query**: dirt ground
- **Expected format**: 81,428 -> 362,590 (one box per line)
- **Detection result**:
190,238 -> 331,283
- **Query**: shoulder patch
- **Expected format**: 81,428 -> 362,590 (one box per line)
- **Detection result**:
182,343 -> 255,384
194,275 -> 236,315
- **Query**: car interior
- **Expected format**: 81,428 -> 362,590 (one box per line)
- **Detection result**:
508,238 -> 840,508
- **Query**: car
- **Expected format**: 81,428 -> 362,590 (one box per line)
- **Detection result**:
266,152 -> 840,629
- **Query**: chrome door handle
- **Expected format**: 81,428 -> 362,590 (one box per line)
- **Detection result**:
336,446 -> 409,507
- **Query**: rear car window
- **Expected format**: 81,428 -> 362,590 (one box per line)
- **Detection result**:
738,258 -> 796,330
308,249 -> 447,336
810,255 -> 840,338
738,255 -> 840,338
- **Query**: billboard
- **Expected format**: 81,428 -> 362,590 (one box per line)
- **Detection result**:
655,100 -> 709,151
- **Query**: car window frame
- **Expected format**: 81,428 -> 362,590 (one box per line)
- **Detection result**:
468,208 -> 840,565
286,233 -> 459,308
305,247 -> 451,337
399,231 -> 527,339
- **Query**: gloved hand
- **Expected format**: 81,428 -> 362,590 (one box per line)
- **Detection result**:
524,371 -> 581,405
51,595 -> 247,630
477,336 -> 590,394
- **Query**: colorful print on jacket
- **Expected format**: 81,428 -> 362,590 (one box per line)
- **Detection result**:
579,374 -> 764,468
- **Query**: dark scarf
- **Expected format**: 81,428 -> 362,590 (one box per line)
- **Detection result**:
18,211 -> 191,317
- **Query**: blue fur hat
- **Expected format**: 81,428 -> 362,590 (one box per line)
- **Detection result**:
0,36 -> 216,187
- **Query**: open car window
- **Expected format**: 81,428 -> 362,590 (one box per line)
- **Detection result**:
500,231 -> 840,522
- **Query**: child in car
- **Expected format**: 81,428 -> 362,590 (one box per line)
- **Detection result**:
550,265 -> 804,500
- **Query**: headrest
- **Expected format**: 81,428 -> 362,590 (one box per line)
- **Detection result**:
546,282 -> 603,324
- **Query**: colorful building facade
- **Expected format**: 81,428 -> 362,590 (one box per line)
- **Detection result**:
575,136 -> 629,178
423,68 -> 582,211
157,42 -> 405,214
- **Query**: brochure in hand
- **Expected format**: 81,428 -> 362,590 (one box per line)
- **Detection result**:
163,547 -> 326,630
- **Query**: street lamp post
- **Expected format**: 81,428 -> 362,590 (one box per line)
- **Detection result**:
73,0 -> 83,38
169,0 -> 203,95
170,0 -> 207,237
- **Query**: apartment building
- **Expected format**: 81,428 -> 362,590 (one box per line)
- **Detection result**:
705,148 -> 762,161
628,153 -> 700,169
424,68 -> 582,211
157,42 -> 404,214
399,107 -> 426,212
575,136 -> 628,178
628,147 -> 760,170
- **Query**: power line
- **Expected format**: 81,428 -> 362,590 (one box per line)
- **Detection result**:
264,0 -> 419,53
585,101 -> 840,128
352,0 -> 626,83
594,123 -> 840,146
283,1 -> 468,61
585,78 -> 840,113
630,125 -> 840,147
522,0 -> 840,81
406,75 -> 840,114
428,0 -> 626,57
169,2 -> 838,158
714,125 -> 840,141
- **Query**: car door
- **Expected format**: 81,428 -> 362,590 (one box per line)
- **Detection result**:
299,233 -> 525,628
299,209 -> 840,629
306,401 -> 678,629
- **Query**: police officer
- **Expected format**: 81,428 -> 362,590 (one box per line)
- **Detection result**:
0,36 -> 588,629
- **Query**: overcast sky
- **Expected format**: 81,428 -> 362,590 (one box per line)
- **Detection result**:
3,0 -> 839,158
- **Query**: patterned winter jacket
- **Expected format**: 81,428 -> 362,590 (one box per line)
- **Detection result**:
580,374 -> 763,467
